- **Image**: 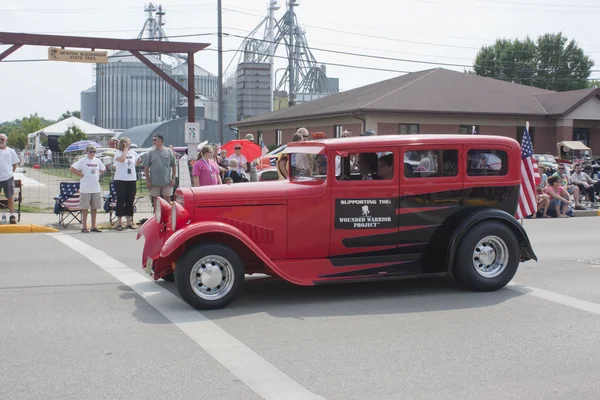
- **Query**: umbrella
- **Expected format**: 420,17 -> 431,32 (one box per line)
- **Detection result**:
221,139 -> 262,162
64,140 -> 103,153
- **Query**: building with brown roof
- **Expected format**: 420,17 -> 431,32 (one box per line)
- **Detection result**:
230,68 -> 600,155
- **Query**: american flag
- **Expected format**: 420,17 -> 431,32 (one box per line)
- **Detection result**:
516,126 -> 540,219
261,142 -> 268,156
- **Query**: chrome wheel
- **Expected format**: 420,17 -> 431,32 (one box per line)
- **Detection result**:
472,236 -> 509,279
190,255 -> 235,300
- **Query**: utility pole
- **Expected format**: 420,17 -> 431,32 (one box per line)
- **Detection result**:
267,1 -> 278,112
217,0 -> 224,144
288,0 -> 295,107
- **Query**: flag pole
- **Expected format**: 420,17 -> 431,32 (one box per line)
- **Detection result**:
520,121 -> 530,225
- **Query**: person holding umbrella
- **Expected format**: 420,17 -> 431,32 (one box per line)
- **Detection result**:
221,139 -> 262,175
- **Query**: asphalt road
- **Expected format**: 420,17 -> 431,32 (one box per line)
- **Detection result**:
1,217 -> 600,400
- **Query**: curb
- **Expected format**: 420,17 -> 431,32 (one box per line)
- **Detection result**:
0,224 -> 59,234
573,210 -> 600,217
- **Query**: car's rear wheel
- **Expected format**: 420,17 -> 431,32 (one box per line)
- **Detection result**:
453,221 -> 519,292
175,243 -> 244,310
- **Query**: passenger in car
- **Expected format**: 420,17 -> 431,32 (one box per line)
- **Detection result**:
358,153 -> 380,180
377,154 -> 393,180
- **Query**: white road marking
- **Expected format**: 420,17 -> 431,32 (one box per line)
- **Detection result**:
50,233 -> 325,400
508,282 -> 600,316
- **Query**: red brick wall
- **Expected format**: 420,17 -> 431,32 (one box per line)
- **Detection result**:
590,128 -> 600,155
419,124 -> 459,134
533,127 -> 554,154
342,123 -> 362,136
555,125 -> 572,143
479,125 -> 515,138
377,123 -> 398,135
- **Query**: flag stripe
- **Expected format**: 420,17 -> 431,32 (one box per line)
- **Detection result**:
516,127 -> 538,219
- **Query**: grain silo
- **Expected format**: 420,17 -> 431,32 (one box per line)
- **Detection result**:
95,51 -> 175,130
171,62 -> 218,101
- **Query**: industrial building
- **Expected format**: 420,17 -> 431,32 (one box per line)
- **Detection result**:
80,1 -> 341,145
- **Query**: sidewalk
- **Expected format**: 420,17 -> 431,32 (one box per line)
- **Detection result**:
6,212 -> 155,232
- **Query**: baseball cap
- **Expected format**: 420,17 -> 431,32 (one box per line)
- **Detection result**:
360,129 -> 376,136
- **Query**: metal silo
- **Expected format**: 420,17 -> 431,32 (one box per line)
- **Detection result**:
80,85 -> 97,124
171,62 -> 218,102
96,51 -> 175,130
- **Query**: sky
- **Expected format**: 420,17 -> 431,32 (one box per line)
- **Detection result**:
2,0 -> 600,122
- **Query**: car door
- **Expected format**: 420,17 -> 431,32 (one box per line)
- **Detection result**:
330,147 -> 399,257
399,144 -> 464,248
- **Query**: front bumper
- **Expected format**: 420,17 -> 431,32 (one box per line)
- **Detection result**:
137,218 -> 176,280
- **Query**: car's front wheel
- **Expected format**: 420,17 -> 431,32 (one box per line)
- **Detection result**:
175,243 -> 245,310
453,221 -> 520,292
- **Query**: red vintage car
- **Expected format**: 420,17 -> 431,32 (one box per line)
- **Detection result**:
138,134 -> 537,310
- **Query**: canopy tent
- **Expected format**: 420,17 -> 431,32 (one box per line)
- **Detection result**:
27,116 -> 115,153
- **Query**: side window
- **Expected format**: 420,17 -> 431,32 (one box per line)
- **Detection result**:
336,150 -> 394,181
404,149 -> 459,178
467,149 -> 508,176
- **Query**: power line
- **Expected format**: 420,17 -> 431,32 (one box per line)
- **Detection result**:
406,0 -> 600,13
223,7 -> 600,53
222,33 -> 600,74
1,47 -> 598,83
0,3 -> 217,13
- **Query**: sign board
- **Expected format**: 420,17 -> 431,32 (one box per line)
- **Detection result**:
335,198 -> 397,229
184,122 -> 204,144
48,47 -> 108,64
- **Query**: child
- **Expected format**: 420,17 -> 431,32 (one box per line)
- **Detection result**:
223,177 -> 233,185
70,145 -> 106,232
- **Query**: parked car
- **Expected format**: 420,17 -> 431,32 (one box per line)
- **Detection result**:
138,134 -> 537,310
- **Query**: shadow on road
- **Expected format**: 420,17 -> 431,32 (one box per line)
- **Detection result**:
117,275 -> 527,324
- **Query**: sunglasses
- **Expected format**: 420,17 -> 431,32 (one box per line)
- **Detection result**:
88,150 -> 96,153
234,147 -> 241,150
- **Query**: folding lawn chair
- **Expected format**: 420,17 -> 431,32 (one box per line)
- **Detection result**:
103,181 -> 143,226
53,182 -> 82,228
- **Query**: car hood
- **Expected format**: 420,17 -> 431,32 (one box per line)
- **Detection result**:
191,181 -> 288,207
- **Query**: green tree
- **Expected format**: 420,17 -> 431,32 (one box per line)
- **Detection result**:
473,32 -> 594,91
57,110 -> 81,121
587,80 -> 600,88
59,126 -> 88,152
6,131 -> 27,150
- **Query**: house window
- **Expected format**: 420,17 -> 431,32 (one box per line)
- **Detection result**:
516,126 -> 536,146
459,125 -> 480,134
467,149 -> 508,176
276,129 -> 282,146
403,149 -> 459,178
257,131 -> 263,145
399,124 -> 419,134
334,125 -> 343,138
573,128 -> 590,146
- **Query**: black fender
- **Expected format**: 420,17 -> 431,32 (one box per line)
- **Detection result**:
447,208 -> 537,274
421,208 -> 537,275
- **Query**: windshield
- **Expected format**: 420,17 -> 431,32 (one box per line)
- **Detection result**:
290,152 -> 328,181
536,154 -> 555,163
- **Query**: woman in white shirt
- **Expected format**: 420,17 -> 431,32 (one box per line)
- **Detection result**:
113,137 -> 141,230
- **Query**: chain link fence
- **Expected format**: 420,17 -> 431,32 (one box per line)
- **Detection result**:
8,152 -> 154,215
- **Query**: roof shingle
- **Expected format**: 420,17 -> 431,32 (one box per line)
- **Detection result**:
232,68 -> 598,127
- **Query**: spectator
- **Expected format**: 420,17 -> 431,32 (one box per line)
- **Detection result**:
144,134 -> 177,201
277,132 -> 306,180
223,158 -> 246,183
113,137 -> 141,231
553,164 -> 583,210
229,144 -> 249,174
0,133 -> 20,224
70,145 -> 106,232
545,175 -> 570,218
570,163 -> 600,204
193,145 -> 222,187
223,177 -> 233,185
296,127 -> 309,140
